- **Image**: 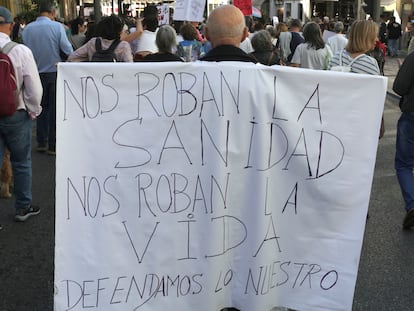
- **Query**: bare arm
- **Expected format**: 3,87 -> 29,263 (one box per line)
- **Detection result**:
121,18 -> 143,43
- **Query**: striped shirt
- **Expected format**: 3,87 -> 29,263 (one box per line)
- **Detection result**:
329,50 -> 380,75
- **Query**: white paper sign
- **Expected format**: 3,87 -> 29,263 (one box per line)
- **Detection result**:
173,0 -> 206,21
54,62 -> 387,311
157,4 -> 170,25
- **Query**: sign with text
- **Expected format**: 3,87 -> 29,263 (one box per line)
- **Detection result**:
54,62 -> 387,311
173,0 -> 206,21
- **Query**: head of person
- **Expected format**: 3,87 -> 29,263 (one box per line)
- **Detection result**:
143,5 -> 158,19
95,15 -> 124,40
142,16 -> 158,32
289,19 -> 302,32
334,21 -> 344,34
346,20 -> 378,54
204,5 -> 248,48
38,0 -> 56,19
156,24 -> 177,53
0,6 -> 13,36
275,22 -> 288,37
265,25 -> 276,39
303,21 -> 325,49
70,17 -> 87,35
251,30 -> 273,52
180,23 -> 197,41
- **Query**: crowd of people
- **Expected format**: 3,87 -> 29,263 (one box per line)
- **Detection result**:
0,0 -> 413,230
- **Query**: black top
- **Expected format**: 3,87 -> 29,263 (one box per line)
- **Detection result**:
393,52 -> 414,112
141,52 -> 184,62
199,45 -> 257,63
249,51 -> 280,66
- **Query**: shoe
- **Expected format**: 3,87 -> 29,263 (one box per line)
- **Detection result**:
403,208 -> 414,229
14,205 -> 40,222
47,146 -> 56,156
36,143 -> 47,153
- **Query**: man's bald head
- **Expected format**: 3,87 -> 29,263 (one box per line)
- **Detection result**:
204,5 -> 248,48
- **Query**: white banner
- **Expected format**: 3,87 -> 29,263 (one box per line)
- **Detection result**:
54,62 -> 387,311
173,0 -> 206,21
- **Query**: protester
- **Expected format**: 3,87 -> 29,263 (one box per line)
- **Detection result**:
276,18 -> 304,64
0,6 -> 43,222
22,0 -> 73,156
142,25 -> 183,62
249,30 -> 280,65
68,15 -> 132,62
68,17 -> 87,49
392,51 -> 414,229
290,21 -> 332,70
378,14 -> 388,45
322,20 -> 336,43
132,15 -> 158,60
327,21 -> 348,55
329,20 -> 380,75
387,16 -> 402,57
199,5 -> 256,63
176,23 -> 205,61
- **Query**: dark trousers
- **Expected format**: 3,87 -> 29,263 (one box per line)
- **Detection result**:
38,72 -> 57,149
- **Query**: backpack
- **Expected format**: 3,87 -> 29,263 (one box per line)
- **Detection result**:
90,38 -> 120,62
330,51 -> 364,73
0,41 -> 18,117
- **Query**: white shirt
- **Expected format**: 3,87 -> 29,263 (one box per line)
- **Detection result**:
133,29 -> 158,54
240,37 -> 254,54
0,32 -> 42,116
291,43 -> 333,70
327,34 -> 348,55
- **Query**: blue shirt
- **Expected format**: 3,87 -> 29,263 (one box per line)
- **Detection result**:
22,16 -> 73,73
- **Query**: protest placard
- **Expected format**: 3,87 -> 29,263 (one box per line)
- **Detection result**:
233,0 -> 252,16
54,62 -> 387,311
173,0 -> 206,21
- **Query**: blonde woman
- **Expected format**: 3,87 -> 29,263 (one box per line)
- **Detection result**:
328,20 -> 379,75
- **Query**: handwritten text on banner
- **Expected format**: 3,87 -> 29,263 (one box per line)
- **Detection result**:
54,62 -> 386,311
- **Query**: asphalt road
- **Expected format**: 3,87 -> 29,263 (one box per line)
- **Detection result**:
0,94 -> 409,311
352,94 -> 413,311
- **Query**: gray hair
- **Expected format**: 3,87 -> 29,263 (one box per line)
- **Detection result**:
251,30 -> 273,52
334,21 -> 344,33
156,25 -> 177,53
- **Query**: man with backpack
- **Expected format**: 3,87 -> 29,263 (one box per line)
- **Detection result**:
0,6 -> 43,223
22,0 -> 73,156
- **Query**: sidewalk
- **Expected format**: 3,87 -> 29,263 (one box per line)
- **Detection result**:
384,51 -> 406,100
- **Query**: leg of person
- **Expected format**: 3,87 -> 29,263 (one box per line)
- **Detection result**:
4,110 -> 39,222
37,73 -> 50,152
0,135 -> 6,229
395,112 -> 414,229
47,73 -> 57,156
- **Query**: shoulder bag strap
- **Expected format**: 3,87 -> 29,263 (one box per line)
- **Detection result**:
107,39 -> 120,52
95,37 -> 102,52
1,41 -> 18,54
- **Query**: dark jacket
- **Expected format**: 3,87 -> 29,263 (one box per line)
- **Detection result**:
200,45 -> 257,63
249,50 -> 280,65
141,52 -> 184,62
393,52 -> 414,112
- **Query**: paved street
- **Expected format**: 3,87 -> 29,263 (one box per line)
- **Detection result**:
353,93 -> 414,311
0,59 -> 411,310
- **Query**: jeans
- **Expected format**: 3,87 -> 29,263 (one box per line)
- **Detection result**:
388,38 -> 399,56
39,72 -> 57,149
395,112 -> 414,211
0,110 -> 32,211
